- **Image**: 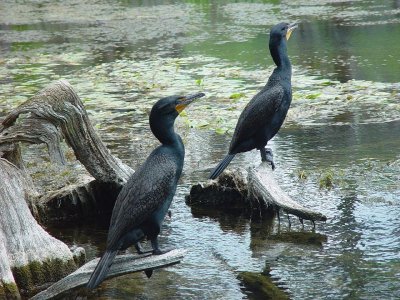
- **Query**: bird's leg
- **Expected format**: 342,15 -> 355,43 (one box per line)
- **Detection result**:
134,242 -> 153,255
134,242 -> 144,254
150,238 -> 173,255
260,148 -> 275,170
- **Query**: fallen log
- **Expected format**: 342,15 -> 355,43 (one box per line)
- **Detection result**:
31,249 -> 187,300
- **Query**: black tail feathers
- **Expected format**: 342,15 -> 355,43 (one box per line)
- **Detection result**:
209,154 -> 235,180
86,250 -> 118,290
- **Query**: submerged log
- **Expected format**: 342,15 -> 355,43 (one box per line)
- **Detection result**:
31,249 -> 187,300
187,163 -> 326,225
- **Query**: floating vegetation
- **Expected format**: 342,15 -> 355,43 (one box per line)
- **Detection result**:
319,169 -> 335,189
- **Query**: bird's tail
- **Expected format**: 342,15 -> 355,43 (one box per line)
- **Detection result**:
209,154 -> 235,180
86,250 -> 118,290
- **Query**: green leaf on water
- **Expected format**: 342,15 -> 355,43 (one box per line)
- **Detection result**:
305,93 -> 321,100
229,92 -> 245,100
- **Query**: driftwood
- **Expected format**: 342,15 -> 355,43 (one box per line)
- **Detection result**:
187,163 -> 326,225
248,163 -> 327,224
31,249 -> 187,300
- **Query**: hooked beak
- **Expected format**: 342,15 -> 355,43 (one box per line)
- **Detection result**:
176,92 -> 205,113
286,22 -> 298,41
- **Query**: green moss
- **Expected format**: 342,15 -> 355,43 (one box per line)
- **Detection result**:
12,257 -> 77,292
238,271 -> 289,300
0,281 -> 20,299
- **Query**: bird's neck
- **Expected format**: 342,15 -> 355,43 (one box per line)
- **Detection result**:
270,39 -> 291,75
151,117 -> 181,146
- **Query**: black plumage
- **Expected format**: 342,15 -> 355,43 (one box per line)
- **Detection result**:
209,22 -> 298,180
87,92 -> 205,290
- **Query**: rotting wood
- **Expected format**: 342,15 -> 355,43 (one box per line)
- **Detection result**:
30,249 -> 187,300
248,163 -> 327,223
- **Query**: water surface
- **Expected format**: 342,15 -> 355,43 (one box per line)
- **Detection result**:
1,1 -> 399,299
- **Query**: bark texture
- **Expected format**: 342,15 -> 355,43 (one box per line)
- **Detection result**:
0,159 -> 78,298
248,163 -> 327,222
1,80 -> 133,183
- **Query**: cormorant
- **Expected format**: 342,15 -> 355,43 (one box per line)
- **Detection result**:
209,22 -> 298,180
87,92 -> 205,290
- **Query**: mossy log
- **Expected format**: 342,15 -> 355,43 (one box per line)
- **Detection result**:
31,249 -> 187,300
188,163 -> 326,225
0,159 -> 81,298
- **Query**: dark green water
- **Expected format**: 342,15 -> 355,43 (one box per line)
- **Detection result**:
1,1 -> 400,299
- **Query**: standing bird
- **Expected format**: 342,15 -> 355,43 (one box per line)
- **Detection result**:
87,92 -> 205,290
209,22 -> 298,180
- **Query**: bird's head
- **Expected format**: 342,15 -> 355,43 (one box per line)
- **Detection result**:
151,93 -> 205,119
149,93 -> 205,143
270,22 -> 298,42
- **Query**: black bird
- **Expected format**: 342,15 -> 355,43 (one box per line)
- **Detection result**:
87,92 -> 205,290
209,22 -> 298,179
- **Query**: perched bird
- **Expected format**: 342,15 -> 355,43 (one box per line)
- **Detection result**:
87,92 -> 205,290
209,22 -> 298,180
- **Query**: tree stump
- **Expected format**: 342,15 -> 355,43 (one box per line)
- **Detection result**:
0,159 -> 80,298
187,163 -> 327,225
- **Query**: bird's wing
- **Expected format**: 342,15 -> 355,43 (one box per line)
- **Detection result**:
229,84 -> 284,153
106,153 -> 177,249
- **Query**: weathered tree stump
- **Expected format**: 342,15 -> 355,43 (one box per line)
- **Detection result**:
0,80 -> 135,223
187,163 -> 327,225
0,158 -> 82,298
1,80 -> 133,184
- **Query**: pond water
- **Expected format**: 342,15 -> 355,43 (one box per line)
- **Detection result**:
1,0 -> 400,299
